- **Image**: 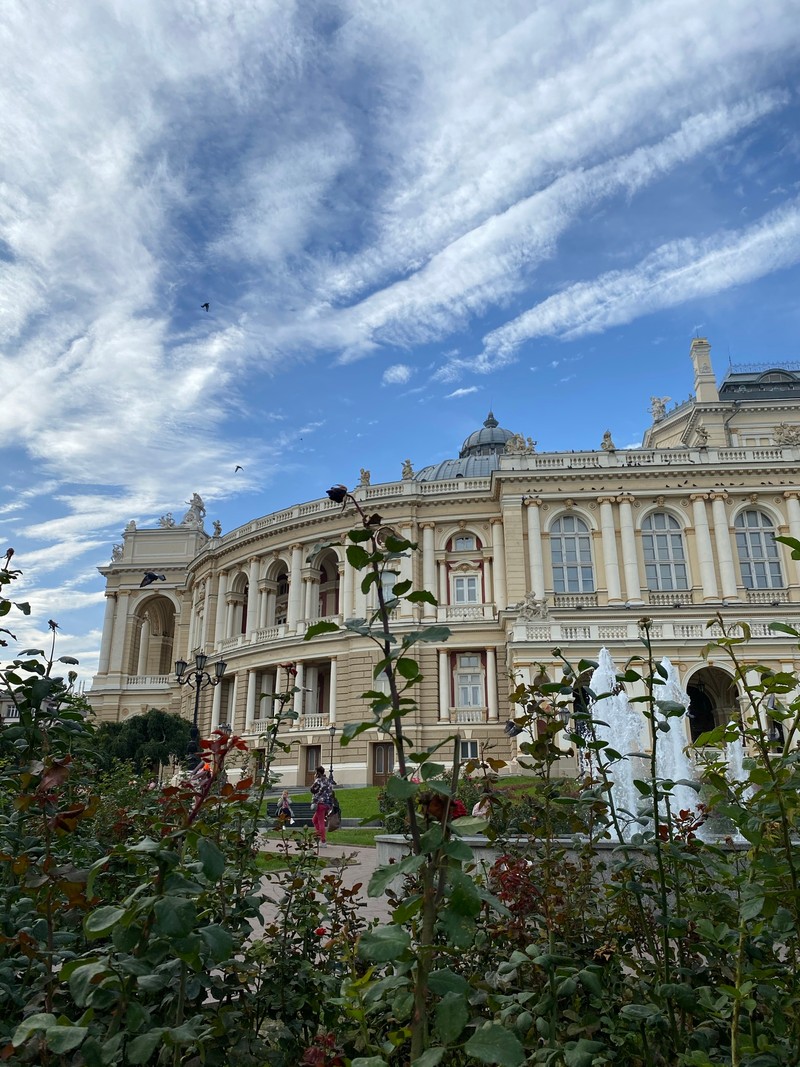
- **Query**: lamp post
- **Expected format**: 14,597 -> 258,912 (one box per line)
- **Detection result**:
175,651 -> 227,770
328,723 -> 336,780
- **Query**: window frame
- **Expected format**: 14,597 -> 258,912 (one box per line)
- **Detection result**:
641,512 -> 689,591
734,510 -> 784,590
550,514 -> 595,594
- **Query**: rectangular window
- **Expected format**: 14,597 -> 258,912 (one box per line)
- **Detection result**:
460,740 -> 479,760
457,673 -> 482,706
453,575 -> 480,603
454,535 -> 476,551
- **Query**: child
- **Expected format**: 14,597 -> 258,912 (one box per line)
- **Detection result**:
275,790 -> 295,824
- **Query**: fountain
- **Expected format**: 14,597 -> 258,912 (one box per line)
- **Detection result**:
656,658 -> 704,820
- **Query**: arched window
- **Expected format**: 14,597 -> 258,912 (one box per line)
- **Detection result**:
642,513 -> 688,590
734,511 -> 783,589
275,572 -> 289,625
550,515 -> 594,593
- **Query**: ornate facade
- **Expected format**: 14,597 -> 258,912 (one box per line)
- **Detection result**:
89,339 -> 800,783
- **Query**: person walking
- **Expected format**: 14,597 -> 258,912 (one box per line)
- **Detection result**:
310,766 -> 335,847
275,789 -> 295,824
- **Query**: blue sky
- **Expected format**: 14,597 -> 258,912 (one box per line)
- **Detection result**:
2,0 -> 800,686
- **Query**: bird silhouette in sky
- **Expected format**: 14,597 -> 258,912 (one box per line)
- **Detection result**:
201,302 -> 210,312
235,465 -> 243,472
140,572 -> 167,588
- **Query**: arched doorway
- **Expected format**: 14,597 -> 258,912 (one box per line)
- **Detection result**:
687,666 -> 739,741
129,596 -> 176,677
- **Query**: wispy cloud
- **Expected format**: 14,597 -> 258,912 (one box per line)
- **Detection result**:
382,364 -> 413,386
446,386 -> 479,399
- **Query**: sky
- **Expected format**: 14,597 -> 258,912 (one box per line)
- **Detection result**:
2,0 -> 800,687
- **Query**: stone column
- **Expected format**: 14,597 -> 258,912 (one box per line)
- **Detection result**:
617,496 -> 642,603
341,557 -> 354,620
328,658 -> 337,724
245,669 -> 258,733
438,650 -> 450,722
399,524 -> 415,618
258,578 -> 270,628
525,499 -> 545,599
108,591 -> 130,674
136,617 -> 150,676
97,594 -> 117,673
486,647 -> 498,722
186,586 -> 199,657
783,491 -> 800,584
288,544 -> 303,629
598,497 -> 623,603
691,494 -> 719,601
226,674 -> 239,732
437,560 -> 447,608
491,519 -> 507,610
710,493 -> 739,601
292,661 -> 305,725
246,557 -> 260,633
422,523 -> 436,618
304,575 -> 318,621
201,579 -> 212,647
210,681 -> 223,732
214,571 -> 228,646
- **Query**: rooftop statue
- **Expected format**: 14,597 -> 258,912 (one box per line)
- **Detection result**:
504,433 -> 537,455
649,396 -> 671,421
181,493 -> 206,528
402,458 -> 414,480
158,512 -> 176,528
359,468 -> 371,487
601,430 -> 616,451
514,591 -> 549,620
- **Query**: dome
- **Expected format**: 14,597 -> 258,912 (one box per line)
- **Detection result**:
459,411 -> 516,458
413,412 -> 517,482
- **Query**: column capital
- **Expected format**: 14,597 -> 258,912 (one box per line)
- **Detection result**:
690,493 -> 709,502
291,543 -> 303,552
420,522 -> 435,530
616,494 -> 635,505
523,496 -> 542,507
248,554 -> 260,564
784,490 -> 800,500
490,517 -> 504,526
708,491 -> 729,502
597,496 -> 617,506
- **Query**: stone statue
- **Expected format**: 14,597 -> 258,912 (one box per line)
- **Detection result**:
601,430 -> 616,451
181,493 -> 206,528
212,520 -> 222,537
696,424 -> 710,446
402,459 -> 414,480
773,423 -> 800,446
158,512 -> 176,528
124,520 -> 136,534
505,434 -> 537,456
359,468 -> 371,487
649,396 -> 670,421
111,543 -> 123,562
514,591 -> 549,620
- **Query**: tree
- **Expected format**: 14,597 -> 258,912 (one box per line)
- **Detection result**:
95,708 -> 191,774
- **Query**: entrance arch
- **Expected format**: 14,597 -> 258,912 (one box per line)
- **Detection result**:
687,665 -> 739,741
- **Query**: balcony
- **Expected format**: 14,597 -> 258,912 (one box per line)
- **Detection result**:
648,590 -> 693,606
439,604 -> 494,622
745,589 -> 785,605
252,624 -> 287,642
124,675 -> 172,688
453,708 -> 485,724
552,594 -> 598,610
302,714 -> 327,730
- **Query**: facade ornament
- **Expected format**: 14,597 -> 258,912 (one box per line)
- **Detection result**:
564,499 -> 575,510
601,430 -> 616,451
181,493 -> 206,528
359,468 -> 371,487
111,543 -> 123,562
401,459 -> 414,480
656,495 -> 665,507
158,512 -> 176,528
124,520 -> 137,534
514,591 -> 549,620
212,520 -> 222,537
649,396 -> 671,421
504,433 -> 537,455
695,424 -> 710,446
773,423 -> 800,446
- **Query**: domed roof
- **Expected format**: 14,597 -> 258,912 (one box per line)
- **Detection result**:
459,411 -> 516,458
413,412 -> 517,483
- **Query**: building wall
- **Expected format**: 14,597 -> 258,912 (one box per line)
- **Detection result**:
89,341 -> 800,783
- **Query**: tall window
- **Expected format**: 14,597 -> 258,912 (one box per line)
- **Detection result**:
275,573 -> 289,625
550,515 -> 594,593
453,574 -> 480,604
460,739 -> 479,760
735,511 -> 783,589
453,534 -> 476,551
455,653 -> 483,708
642,513 -> 688,590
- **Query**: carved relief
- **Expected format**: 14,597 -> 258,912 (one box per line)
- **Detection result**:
514,591 -> 549,620
504,433 -> 537,455
773,423 -> 800,446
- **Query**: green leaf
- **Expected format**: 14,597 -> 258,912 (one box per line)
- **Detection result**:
68,961 -> 110,1006
358,924 -> 411,962
127,1030 -> 166,1064
465,1023 -> 525,1065
436,991 -> 468,1044
767,621 -> 800,637
46,1026 -> 88,1054
84,905 -> 126,939
304,620 -> 341,640
153,897 -> 196,938
564,1039 -> 608,1067
396,657 -> 420,680
393,579 -> 412,595
450,816 -> 487,836
414,625 -> 451,643
351,1059 -> 389,1067
442,838 -> 474,861
428,969 -> 471,996
412,1050 -> 446,1067
369,853 -> 425,896
740,892 -> 765,921
386,776 -> 418,800
347,544 -> 372,568
341,720 -> 377,744
421,761 -> 446,780
12,1014 -> 57,1047
199,924 -> 233,961
407,590 -> 437,605
197,837 -> 225,880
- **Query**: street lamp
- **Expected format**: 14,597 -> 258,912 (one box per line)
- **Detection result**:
328,723 -> 336,780
175,651 -> 227,770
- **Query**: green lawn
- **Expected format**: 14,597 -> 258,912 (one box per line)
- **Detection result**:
262,826 -> 380,847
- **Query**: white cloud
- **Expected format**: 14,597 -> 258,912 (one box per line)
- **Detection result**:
446,386 -> 479,399
382,364 -> 413,386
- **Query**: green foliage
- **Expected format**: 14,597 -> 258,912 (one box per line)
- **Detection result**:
94,708 -> 191,773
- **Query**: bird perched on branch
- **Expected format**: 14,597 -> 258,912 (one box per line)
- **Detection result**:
200,302 -> 210,312
140,572 -> 167,588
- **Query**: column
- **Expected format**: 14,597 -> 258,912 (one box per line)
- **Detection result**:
438,650 -> 450,722
329,658 -> 337,724
691,494 -> 719,601
341,559 -> 354,620
210,682 -> 223,732
617,496 -> 642,603
491,519 -> 507,611
784,492 -> 800,585
292,661 -> 305,725
306,664 -> 319,717
186,585 -> 199,657
245,669 -> 258,732
422,524 -> 436,619
288,544 -> 303,629
437,560 -> 447,607
246,557 -> 260,633
97,594 -> 117,673
525,499 -> 545,598
303,575 -> 316,621
486,647 -> 498,722
214,571 -> 228,645
136,617 -> 150,676
710,493 -> 739,601
201,579 -> 212,646
598,497 -> 623,603
226,674 -> 239,732
108,591 -> 130,674
258,579 -> 269,627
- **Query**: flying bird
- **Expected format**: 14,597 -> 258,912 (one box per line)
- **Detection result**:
201,302 -> 210,312
235,465 -> 243,472
140,572 -> 167,588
